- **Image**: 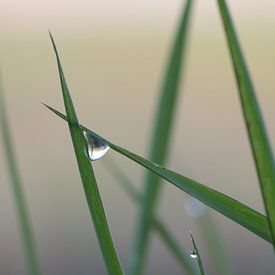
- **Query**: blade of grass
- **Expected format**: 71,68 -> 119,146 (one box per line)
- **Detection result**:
103,159 -> 197,275
216,0 -> 275,247
0,83 -> 40,275
190,232 -> 205,275
44,105 -> 272,244
48,33 -> 123,275
129,1 -> 193,273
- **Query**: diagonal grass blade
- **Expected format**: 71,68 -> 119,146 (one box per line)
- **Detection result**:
48,33 -> 123,275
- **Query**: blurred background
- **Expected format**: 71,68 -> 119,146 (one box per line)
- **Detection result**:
1,0 -> 275,274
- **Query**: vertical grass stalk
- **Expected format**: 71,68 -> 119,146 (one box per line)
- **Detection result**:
217,0 -> 275,248
0,84 -> 40,275
49,33 -> 123,274
128,1 -> 193,273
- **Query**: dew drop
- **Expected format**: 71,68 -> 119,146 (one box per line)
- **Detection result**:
83,131 -> 110,161
190,250 -> 198,259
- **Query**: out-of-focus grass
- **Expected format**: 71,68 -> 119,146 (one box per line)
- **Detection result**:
128,1 -> 193,273
0,83 -> 40,275
103,158 -> 197,275
197,210 -> 231,275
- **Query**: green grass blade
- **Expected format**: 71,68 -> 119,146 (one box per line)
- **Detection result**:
190,232 -> 205,275
48,33 -> 123,275
129,1 -> 193,273
0,84 -> 40,275
44,105 -> 272,244
216,0 -> 275,247
104,159 -> 197,275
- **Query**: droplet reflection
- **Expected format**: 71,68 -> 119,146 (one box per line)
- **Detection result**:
190,250 -> 198,259
83,130 -> 110,161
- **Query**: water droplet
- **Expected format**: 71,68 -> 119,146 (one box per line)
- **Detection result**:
83,131 -> 110,161
184,198 -> 206,218
190,250 -> 198,259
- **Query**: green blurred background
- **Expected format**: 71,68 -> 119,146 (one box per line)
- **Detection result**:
0,0 -> 275,274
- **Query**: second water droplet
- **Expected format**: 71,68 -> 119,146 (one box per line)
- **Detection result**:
190,250 -> 198,259
83,131 -> 110,161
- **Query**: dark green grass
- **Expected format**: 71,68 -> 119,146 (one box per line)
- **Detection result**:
49,33 -> 123,274
217,0 -> 275,248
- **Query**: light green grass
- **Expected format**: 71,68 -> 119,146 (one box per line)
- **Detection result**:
0,83 -> 40,275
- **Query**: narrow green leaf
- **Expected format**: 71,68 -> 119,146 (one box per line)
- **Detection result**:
48,33 -> 123,275
129,1 -> 193,273
44,105 -> 272,244
190,232 -> 205,275
103,159 -> 197,275
216,0 -> 275,247
0,84 -> 40,275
